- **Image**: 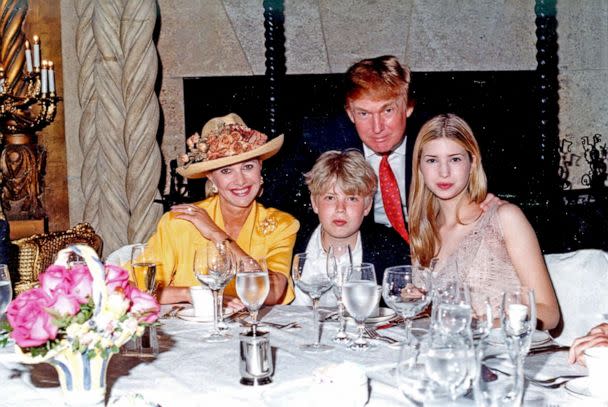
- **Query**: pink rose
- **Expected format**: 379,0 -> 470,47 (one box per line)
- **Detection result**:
129,288 -> 160,323
105,265 -> 130,293
48,290 -> 81,317
69,265 -> 93,303
39,265 -> 72,295
7,288 -> 58,348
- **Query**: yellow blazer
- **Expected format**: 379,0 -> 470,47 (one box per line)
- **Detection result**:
146,195 -> 299,304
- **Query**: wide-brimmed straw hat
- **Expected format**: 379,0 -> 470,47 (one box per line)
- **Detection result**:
176,113 -> 283,179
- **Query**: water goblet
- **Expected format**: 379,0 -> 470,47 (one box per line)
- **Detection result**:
473,339 -> 523,407
0,264 -> 11,318
292,252 -> 334,352
425,332 -> 473,401
130,243 -> 157,294
326,244 -> 352,343
236,257 -> 270,334
435,282 -> 473,337
382,265 -> 432,347
194,242 -> 236,343
396,344 -> 429,404
343,263 -> 378,351
471,295 -> 494,343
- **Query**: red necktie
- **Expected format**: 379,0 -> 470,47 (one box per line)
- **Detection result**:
379,154 -> 409,243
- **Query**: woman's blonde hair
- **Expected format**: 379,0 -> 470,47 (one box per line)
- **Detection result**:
305,149 -> 376,200
408,113 -> 487,267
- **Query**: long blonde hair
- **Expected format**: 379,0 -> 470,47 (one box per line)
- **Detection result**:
408,114 -> 487,267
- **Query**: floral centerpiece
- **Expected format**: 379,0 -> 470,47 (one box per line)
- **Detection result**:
1,244 -> 160,406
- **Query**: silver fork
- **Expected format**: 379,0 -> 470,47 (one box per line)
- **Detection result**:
364,327 -> 399,344
241,320 -> 301,330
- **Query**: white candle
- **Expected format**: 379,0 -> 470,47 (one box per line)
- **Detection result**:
41,60 -> 48,94
33,35 -> 40,69
508,303 -> 528,332
48,61 -> 55,93
24,40 -> 33,73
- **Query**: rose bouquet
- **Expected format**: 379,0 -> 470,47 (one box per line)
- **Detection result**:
2,245 -> 160,361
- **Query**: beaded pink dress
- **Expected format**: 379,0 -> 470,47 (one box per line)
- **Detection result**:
433,205 -> 521,314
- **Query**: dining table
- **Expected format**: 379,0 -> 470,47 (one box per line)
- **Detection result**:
0,304 -> 594,407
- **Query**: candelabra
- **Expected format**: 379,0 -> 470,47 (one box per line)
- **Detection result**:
0,34 -> 60,219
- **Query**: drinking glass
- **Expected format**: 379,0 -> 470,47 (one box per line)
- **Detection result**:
126,245 -> 159,355
501,287 -> 536,396
382,265 -> 432,347
0,264 -> 11,318
292,252 -> 334,352
396,344 -> 428,404
434,282 -> 472,336
343,263 -> 378,351
471,295 -> 494,343
425,333 -> 473,401
326,244 -> 352,343
130,243 -> 157,294
236,257 -> 270,333
194,242 -> 236,343
501,287 -> 536,359
473,340 -> 523,407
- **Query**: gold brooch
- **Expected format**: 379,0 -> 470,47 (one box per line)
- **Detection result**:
257,216 -> 277,236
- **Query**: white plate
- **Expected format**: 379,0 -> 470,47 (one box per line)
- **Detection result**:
565,377 -> 596,399
176,307 -> 234,323
347,307 -> 397,326
487,329 -> 552,347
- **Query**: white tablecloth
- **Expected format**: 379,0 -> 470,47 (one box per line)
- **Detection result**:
0,305 -> 593,406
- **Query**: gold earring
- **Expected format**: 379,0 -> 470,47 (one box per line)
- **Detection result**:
210,183 -> 218,194
260,177 -> 264,186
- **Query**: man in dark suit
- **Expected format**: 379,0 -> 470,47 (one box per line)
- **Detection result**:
291,55 -> 415,273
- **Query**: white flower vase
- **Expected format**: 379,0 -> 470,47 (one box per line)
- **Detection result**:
49,349 -> 111,407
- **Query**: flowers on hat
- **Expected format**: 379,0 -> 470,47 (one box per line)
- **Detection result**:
179,124 -> 268,166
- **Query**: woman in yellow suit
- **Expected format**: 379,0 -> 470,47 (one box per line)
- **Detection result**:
148,113 -> 299,305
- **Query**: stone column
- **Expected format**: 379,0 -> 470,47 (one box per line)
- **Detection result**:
74,0 -> 162,254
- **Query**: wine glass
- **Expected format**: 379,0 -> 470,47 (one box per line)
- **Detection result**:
326,244 -> 352,343
236,257 -> 270,333
471,295 -> 494,343
382,265 -> 432,347
130,243 -> 157,294
425,333 -> 473,401
396,344 -> 429,404
501,287 -> 536,395
434,282 -> 472,336
194,242 -> 236,343
342,263 -> 378,351
291,252 -> 333,352
0,264 -> 11,318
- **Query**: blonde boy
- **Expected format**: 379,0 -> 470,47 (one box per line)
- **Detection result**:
292,149 -> 376,306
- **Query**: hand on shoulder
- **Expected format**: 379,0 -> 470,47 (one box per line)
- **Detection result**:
479,193 -> 507,212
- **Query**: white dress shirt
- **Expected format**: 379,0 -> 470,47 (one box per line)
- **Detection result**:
291,225 -> 363,307
362,136 -> 408,226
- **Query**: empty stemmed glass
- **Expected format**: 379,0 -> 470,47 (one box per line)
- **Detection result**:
326,244 -> 352,343
343,263 -> 378,351
292,252 -> 334,352
382,265 -> 432,347
194,242 -> 236,343
236,257 -> 270,333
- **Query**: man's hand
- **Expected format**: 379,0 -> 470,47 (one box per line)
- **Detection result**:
479,193 -> 505,212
